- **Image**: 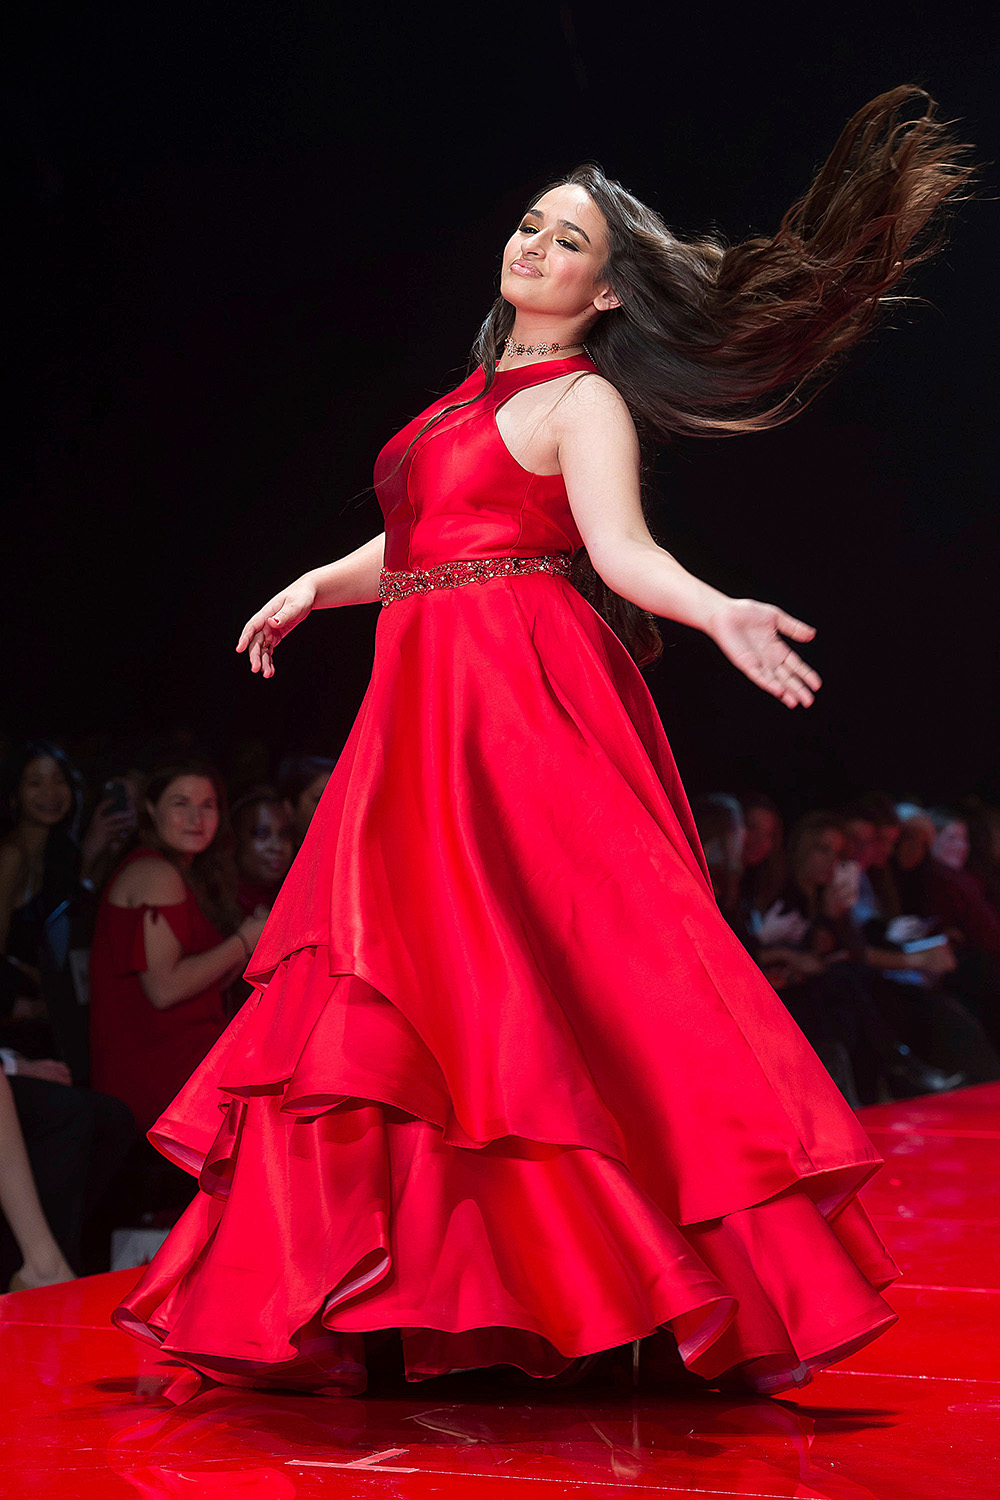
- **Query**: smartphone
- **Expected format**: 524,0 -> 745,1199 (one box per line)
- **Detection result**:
103,779 -> 131,817
900,934 -> 949,954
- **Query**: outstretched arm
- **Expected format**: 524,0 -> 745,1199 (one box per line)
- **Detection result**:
304,530 -> 386,609
556,376 -> 821,709
237,531 -> 385,678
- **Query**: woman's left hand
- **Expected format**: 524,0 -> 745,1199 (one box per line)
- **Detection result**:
706,599 -> 822,708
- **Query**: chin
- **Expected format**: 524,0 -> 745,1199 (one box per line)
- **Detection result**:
500,278 -> 545,309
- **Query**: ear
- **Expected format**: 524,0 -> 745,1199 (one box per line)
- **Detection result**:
593,286 -> 621,311
145,800 -> 157,824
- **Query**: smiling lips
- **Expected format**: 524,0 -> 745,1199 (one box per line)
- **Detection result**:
510,259 -> 542,277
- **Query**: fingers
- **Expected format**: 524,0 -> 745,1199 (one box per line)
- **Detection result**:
236,606 -> 283,653
238,603 -> 288,677
750,655 -> 817,710
772,658 -> 817,708
246,628 -> 280,677
779,648 -> 822,693
236,615 -> 265,653
775,611 -> 817,642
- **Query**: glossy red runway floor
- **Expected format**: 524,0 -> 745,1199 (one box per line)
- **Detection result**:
2,1084 -> 998,1499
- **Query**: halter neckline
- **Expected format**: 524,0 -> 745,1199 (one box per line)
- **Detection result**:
491,353 -> 596,379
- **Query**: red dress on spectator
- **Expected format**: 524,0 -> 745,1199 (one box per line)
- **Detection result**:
115,355 -> 900,1396
925,860 -> 1000,972
89,849 -> 227,1133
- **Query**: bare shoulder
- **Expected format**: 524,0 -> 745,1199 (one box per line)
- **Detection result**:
107,854 -> 186,909
553,372 -> 635,433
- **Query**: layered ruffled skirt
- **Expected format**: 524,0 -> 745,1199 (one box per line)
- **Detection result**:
115,571 -> 898,1394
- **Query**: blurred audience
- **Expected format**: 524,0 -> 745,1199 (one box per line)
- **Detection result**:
961,796 -> 1000,913
891,802 -> 1000,1050
0,740 -> 134,1078
277,754 -> 336,848
2,726 -> 998,1274
232,786 -> 295,915
0,1069 -> 76,1291
0,1055 -> 134,1285
738,792 -> 785,926
226,784 -> 295,1018
695,793 -> 1000,1111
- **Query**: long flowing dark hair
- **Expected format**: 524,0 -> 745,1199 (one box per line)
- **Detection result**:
393,86 -> 976,667
0,739 -> 85,918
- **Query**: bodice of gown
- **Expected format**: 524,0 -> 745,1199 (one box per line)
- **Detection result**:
373,355 -> 597,571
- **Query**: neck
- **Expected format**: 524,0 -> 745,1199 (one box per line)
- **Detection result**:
496,313 -> 590,371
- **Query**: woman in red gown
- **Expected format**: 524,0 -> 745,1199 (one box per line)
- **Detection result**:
115,89 -> 974,1395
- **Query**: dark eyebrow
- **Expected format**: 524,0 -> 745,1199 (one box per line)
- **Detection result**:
524,206 -> 591,245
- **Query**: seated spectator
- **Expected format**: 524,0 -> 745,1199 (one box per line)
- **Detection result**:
694,798 -> 866,1107
960,796 -> 1000,914
892,803 -> 1000,1049
231,786 -> 296,915
0,1053 -> 134,1284
925,807 -> 1000,971
225,786 -> 296,1020
89,761 -> 266,1143
840,798 -> 964,995
277,754 -> 336,848
0,740 -> 134,1081
0,1069 -> 75,1291
690,794 -> 745,923
844,791 -> 906,925
766,811 -> 966,1102
738,792 -> 785,925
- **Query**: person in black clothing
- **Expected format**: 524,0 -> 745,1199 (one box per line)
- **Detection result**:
694,799 -> 968,1105
0,741 -> 136,1279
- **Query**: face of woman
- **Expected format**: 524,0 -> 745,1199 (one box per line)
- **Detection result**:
800,829 -> 844,888
148,775 -> 219,860
742,808 -> 780,867
895,818 -> 933,871
237,801 -> 294,888
291,772 -> 331,841
869,822 -> 900,868
842,818 -> 877,870
933,819 -> 970,872
500,185 -> 618,324
17,757 -> 73,828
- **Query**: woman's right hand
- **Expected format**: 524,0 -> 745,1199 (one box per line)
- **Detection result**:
237,912 -> 268,954
236,578 -> 317,678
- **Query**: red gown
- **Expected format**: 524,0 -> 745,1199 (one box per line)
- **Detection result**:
114,354 -> 899,1394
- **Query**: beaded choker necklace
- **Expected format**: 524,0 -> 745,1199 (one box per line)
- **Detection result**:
503,336 -> 584,358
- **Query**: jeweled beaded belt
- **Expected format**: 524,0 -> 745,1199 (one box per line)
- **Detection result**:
379,553 -> 573,606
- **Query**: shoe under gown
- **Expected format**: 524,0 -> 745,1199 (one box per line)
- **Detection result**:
114,353 -> 899,1396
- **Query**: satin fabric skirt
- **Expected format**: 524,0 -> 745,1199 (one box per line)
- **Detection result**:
115,572 -> 898,1395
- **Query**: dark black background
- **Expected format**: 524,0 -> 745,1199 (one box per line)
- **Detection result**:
7,2 -> 998,813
